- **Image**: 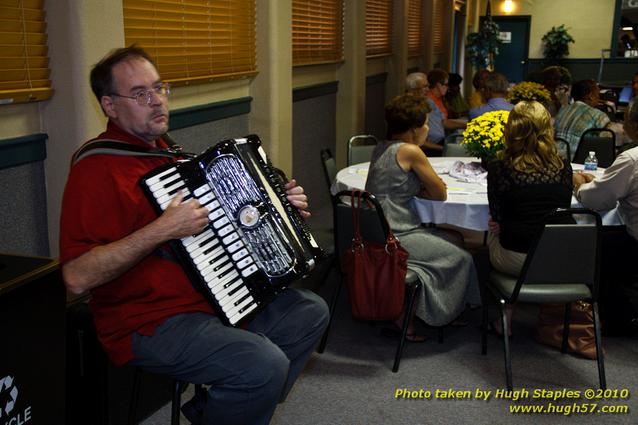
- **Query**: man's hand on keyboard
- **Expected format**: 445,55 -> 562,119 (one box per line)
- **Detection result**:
159,191 -> 210,239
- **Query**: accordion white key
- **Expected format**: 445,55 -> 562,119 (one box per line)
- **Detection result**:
140,135 -> 323,326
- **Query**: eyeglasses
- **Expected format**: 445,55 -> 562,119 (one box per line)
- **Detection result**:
109,82 -> 171,106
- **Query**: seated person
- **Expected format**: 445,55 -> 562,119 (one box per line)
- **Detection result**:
60,46 -> 329,425
365,93 -> 480,339
487,101 -> 573,334
542,66 -> 571,116
468,72 -> 514,120
445,72 -> 470,118
573,96 -> 638,335
425,68 -> 467,148
405,71 -> 428,97
554,79 -> 611,160
468,69 -> 490,109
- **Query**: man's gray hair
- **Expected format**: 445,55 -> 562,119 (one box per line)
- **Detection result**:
406,72 -> 427,90
484,72 -> 509,94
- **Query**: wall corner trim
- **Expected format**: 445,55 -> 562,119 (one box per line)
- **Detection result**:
169,96 -> 253,130
293,81 -> 339,102
0,133 -> 48,170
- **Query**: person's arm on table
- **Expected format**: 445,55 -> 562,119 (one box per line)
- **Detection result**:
574,153 -> 635,210
397,143 -> 447,201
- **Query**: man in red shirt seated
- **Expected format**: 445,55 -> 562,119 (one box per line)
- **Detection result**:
59,46 -> 329,425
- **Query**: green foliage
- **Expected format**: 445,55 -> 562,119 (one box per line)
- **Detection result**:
541,25 -> 575,63
466,19 -> 501,70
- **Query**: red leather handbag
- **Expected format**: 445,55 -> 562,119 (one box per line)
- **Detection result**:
341,190 -> 408,321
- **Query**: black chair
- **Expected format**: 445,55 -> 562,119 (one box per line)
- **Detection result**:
555,136 -> 571,162
348,135 -> 378,165
442,134 -> 470,157
318,190 -> 423,372
481,208 -> 606,391
320,148 -> 337,190
573,128 -> 616,168
128,367 -> 204,425
595,103 -> 616,122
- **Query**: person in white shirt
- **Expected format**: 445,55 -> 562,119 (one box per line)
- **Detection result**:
573,96 -> 638,335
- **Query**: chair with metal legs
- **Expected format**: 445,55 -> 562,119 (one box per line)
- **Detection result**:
128,367 -> 204,425
481,208 -> 606,391
319,190 -> 424,372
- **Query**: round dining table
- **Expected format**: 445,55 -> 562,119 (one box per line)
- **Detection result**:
331,157 -> 621,231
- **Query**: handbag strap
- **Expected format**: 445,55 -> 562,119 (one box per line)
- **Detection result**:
349,189 -> 402,253
350,190 -> 364,248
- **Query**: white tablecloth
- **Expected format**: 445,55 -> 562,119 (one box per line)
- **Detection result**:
332,157 -> 621,231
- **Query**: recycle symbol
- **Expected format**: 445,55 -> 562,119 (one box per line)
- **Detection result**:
0,375 -> 18,418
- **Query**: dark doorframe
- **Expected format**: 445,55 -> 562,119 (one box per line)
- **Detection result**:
481,15 -> 531,83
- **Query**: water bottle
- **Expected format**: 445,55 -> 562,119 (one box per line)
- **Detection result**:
584,151 -> 598,172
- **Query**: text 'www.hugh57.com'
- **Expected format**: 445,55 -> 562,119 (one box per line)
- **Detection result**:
393,387 -> 631,416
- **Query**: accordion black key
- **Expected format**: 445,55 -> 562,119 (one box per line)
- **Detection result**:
140,135 -> 323,326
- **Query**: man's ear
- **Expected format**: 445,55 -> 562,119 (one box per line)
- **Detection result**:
100,95 -> 117,119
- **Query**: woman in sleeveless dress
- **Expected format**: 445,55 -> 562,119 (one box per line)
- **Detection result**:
365,93 -> 480,338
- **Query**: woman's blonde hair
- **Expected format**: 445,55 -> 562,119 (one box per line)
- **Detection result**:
501,101 -> 563,172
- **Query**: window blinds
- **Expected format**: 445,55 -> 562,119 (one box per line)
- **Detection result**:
432,0 -> 444,55
366,0 -> 392,58
123,0 -> 257,86
292,0 -> 344,66
0,0 -> 52,104
407,0 -> 423,58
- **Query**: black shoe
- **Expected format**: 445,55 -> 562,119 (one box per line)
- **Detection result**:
181,385 -> 207,425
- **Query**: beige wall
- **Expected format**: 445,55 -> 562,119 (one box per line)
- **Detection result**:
489,0 -> 616,59
0,104 -> 40,139
2,0 -> 452,256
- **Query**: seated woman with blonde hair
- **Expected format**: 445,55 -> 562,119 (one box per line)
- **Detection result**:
487,101 -> 573,334
365,93 -> 480,341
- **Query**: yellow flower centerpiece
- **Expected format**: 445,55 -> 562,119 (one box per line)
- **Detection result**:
506,81 -> 552,104
461,110 -> 509,163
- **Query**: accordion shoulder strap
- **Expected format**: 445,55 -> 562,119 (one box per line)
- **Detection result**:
71,133 -> 195,166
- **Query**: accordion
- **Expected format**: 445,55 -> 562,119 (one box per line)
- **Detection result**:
140,135 -> 323,326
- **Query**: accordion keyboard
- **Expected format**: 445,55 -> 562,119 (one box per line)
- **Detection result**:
144,165 -> 260,325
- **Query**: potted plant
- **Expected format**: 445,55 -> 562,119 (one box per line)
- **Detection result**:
461,110 -> 510,165
507,81 -> 552,105
541,25 -> 575,64
466,19 -> 501,71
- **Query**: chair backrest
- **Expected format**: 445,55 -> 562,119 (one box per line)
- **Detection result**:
320,148 -> 337,191
573,128 -> 616,168
510,208 -> 602,302
332,190 -> 388,264
348,135 -> 379,165
554,136 -> 571,162
595,103 -> 615,122
442,139 -> 471,157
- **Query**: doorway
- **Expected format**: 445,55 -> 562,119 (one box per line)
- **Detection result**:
481,15 -> 531,83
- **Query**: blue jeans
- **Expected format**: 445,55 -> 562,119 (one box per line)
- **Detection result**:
130,288 -> 329,425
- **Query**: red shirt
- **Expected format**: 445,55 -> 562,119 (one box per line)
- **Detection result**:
428,91 -> 448,120
60,121 -> 213,366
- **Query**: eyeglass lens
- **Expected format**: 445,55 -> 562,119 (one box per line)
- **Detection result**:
136,84 -> 170,105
